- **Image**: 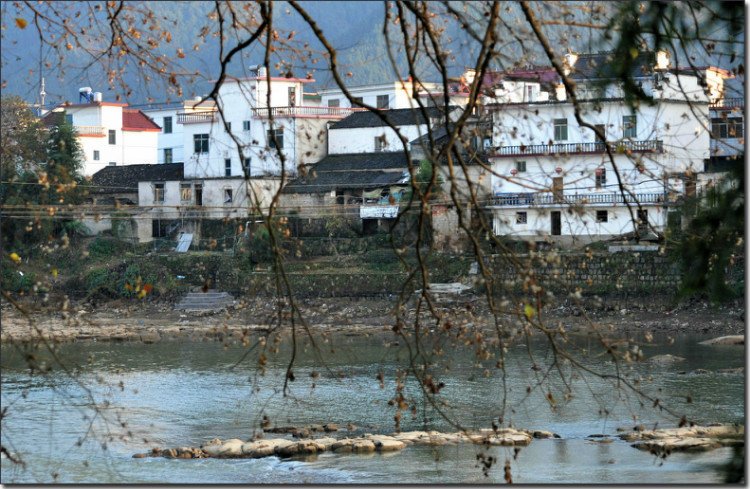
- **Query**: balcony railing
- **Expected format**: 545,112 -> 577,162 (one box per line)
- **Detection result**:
177,111 -> 218,124
489,139 -> 663,158
491,191 -> 667,207
252,106 -> 367,118
75,125 -> 106,137
710,98 -> 744,109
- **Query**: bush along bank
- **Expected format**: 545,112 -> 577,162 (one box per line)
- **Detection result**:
3,244 -> 744,309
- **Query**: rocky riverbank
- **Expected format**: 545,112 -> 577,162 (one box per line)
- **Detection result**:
1,294 -> 745,344
133,423 -> 743,461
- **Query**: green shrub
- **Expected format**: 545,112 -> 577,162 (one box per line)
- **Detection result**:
83,268 -> 116,296
88,237 -> 123,259
118,264 -> 155,296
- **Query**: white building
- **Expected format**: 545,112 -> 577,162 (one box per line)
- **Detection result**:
485,51 -> 722,246
41,90 -> 161,176
318,78 -> 472,111
143,98 -> 216,165
134,66 -> 364,242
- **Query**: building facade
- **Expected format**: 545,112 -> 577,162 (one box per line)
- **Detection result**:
41,92 -> 161,176
485,52 -> 719,246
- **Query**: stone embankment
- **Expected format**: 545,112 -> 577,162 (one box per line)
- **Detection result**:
133,424 -> 744,461
617,424 -> 745,454
133,427 -> 560,460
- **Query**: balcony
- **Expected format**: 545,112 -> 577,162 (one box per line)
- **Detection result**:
490,191 -> 668,207
489,139 -> 663,158
177,111 -> 218,124
75,125 -> 106,137
710,98 -> 744,110
252,106 -> 367,119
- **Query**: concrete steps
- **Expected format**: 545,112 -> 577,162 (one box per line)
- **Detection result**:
175,290 -> 234,312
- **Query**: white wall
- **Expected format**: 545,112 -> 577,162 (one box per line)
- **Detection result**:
492,204 -> 667,244
329,124 -> 431,154
143,106 -> 184,164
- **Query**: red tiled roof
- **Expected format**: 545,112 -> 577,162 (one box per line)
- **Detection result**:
122,109 -> 162,132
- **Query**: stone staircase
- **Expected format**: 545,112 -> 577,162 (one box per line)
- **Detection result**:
174,290 -> 235,312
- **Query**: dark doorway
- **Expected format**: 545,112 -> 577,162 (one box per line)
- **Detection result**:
551,211 -> 561,236
637,209 -> 649,235
195,184 -> 203,206
362,219 -> 378,235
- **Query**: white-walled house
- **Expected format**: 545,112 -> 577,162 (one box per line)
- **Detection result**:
132,66 -> 365,242
485,51 -> 720,246
328,106 -> 458,155
143,98 -> 216,164
317,78 -> 474,111
41,94 -> 161,176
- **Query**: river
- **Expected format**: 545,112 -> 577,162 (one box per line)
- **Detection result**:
1,329 -> 744,484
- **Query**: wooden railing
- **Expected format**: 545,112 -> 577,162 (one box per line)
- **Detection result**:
491,191 -> 667,207
489,139 -> 663,158
177,111 -> 218,124
252,106 -> 367,118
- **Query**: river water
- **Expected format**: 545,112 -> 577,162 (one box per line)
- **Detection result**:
1,329 -> 744,484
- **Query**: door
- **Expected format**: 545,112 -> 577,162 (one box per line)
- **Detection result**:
195,184 -> 203,206
551,211 -> 561,236
637,209 -> 648,235
552,177 -> 563,202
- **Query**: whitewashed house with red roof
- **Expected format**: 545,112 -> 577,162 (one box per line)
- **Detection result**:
41,92 -> 161,176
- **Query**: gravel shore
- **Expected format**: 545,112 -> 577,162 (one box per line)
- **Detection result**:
1,294 -> 744,344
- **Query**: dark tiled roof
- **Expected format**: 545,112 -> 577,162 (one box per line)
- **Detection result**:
569,52 -> 660,80
330,106 -> 452,129
122,109 -> 162,131
284,152 -> 414,194
89,163 -> 183,194
40,111 -> 65,127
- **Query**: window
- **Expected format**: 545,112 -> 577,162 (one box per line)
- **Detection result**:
224,122 -> 232,133
515,161 -> 526,173
244,158 -> 251,171
516,212 -> 527,224
163,116 -> 172,134
65,114 -> 73,124
108,129 -> 116,145
288,87 -> 296,106
108,162 -> 116,167
93,150 -> 100,161
225,158 -> 232,177
711,117 -> 744,139
328,99 -> 340,108
596,210 -> 608,223
267,129 -> 284,149
595,168 -> 607,188
223,188 -> 233,204
180,183 -> 192,202
352,97 -> 364,107
243,120 -> 251,131
377,94 -> 389,109
194,134 -> 209,153
164,148 -> 173,164
374,136 -> 385,152
154,183 -> 165,203
623,115 -> 637,138
553,118 -> 567,141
